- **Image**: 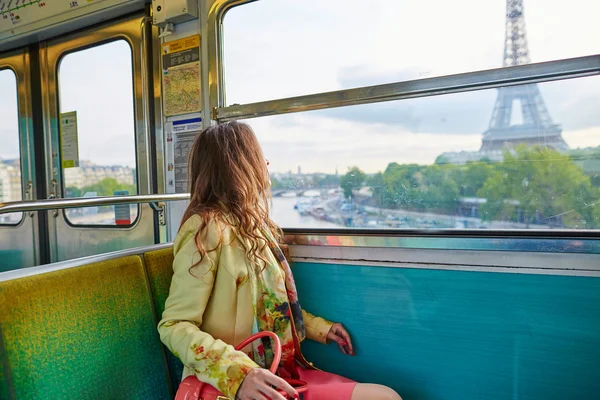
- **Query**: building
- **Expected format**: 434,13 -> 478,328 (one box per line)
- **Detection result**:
63,160 -> 135,188
0,158 -> 22,203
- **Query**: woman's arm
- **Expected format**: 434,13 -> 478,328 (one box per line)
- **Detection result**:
301,309 -> 334,344
158,217 -> 258,399
302,310 -> 354,355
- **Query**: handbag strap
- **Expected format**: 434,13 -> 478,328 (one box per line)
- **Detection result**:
233,331 -> 282,374
175,331 -> 283,400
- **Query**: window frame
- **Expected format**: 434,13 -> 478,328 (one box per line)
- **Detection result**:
0,66 -> 25,227
55,38 -> 141,229
210,1 -> 600,238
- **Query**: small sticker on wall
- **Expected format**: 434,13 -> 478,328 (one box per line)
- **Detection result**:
60,111 -> 80,169
113,190 -> 131,226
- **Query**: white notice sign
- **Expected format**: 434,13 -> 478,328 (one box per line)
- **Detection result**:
60,111 -> 79,169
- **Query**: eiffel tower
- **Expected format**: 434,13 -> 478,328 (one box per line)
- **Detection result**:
480,0 -> 568,152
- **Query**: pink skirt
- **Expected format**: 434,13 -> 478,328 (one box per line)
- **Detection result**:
296,367 -> 357,400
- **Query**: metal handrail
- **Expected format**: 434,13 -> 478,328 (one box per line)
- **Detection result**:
0,194 -> 190,215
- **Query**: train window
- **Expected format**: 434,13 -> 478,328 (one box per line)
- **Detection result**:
223,0 -> 600,105
0,69 -> 23,225
58,40 -> 138,226
252,76 -> 600,230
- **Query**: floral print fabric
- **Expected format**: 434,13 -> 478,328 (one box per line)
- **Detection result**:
158,216 -> 334,400
248,229 -> 306,378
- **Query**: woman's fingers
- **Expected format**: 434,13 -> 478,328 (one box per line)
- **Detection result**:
330,323 -> 354,355
338,326 -> 354,355
237,368 -> 297,399
265,373 -> 298,398
258,385 -> 289,400
329,334 -> 348,354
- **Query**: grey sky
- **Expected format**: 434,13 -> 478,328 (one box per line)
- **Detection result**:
0,40 -> 136,168
1,0 -> 599,175
224,0 -> 600,103
58,40 -> 136,169
224,0 -> 600,173
0,69 -> 18,160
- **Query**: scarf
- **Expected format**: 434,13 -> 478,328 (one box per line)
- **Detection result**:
248,229 -> 306,378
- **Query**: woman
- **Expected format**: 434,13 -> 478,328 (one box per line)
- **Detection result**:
158,122 -> 401,400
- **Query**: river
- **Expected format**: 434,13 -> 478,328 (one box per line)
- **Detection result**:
65,197 -> 337,228
271,197 -> 339,228
67,195 -> 528,230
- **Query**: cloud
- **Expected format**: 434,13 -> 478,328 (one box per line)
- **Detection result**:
249,74 -> 600,175
251,114 -> 482,174
564,127 -> 600,150
317,91 -> 495,135
224,0 -> 600,156
58,41 -> 137,167
309,67 -> 600,136
539,79 -> 600,131
0,70 -> 20,159
3,0 -> 600,176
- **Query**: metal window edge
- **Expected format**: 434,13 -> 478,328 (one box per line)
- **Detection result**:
216,54 -> 600,121
289,244 -> 600,273
0,242 -> 173,282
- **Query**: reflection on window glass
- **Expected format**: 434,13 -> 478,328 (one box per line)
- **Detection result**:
248,76 -> 600,230
224,0 -> 600,104
0,69 -> 22,224
59,40 -> 138,226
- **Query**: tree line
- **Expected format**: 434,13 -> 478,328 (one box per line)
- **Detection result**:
342,146 -> 600,229
66,178 -> 136,198
270,174 -> 340,190
65,148 -> 600,229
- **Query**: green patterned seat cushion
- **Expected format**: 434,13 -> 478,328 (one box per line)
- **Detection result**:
144,247 -> 184,392
0,256 -> 171,400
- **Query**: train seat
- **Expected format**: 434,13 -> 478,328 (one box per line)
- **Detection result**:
0,255 -> 172,399
142,243 -> 293,393
144,247 -> 183,392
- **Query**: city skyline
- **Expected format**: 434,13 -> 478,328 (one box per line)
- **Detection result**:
0,158 -> 134,205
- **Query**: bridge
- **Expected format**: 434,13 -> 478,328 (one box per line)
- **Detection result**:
271,186 -> 340,197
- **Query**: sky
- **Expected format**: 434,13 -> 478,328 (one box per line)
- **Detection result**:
0,40 -> 136,172
0,0 -> 599,175
57,41 -> 136,171
0,69 -> 18,160
224,0 -> 600,174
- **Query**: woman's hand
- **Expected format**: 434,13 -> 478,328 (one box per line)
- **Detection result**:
236,368 -> 298,400
327,323 -> 354,355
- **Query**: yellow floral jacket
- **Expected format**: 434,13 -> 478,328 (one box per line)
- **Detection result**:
158,215 -> 334,399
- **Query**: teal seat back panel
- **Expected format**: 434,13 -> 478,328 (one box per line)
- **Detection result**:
144,248 -> 184,393
294,262 -> 600,400
0,256 -> 171,400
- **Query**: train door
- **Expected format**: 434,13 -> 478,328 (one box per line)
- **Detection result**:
0,49 -> 38,270
39,15 -> 161,262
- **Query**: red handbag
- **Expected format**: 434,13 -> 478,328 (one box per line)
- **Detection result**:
175,331 -> 308,400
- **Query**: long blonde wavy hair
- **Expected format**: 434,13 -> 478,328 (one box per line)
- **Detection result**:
180,121 -> 282,270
